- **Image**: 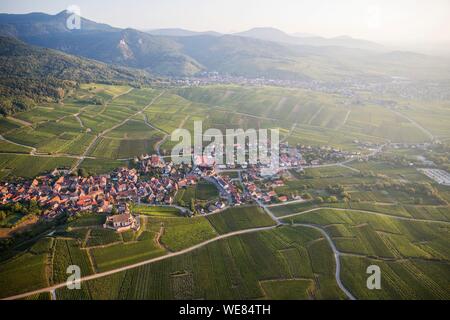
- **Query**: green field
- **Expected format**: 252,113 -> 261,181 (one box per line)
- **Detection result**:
55,226 -> 346,300
206,206 -> 277,234
133,206 -> 182,217
0,237 -> 53,299
281,208 -> 450,299
145,216 -> 218,252
175,180 -> 220,204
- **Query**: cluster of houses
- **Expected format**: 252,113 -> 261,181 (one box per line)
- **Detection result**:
240,169 -> 298,205
210,174 -> 243,205
0,156 -> 197,219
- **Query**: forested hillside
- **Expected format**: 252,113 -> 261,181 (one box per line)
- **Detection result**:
0,36 -> 151,115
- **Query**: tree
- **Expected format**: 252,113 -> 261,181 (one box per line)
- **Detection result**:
78,168 -> 89,178
315,197 -> 324,204
0,211 -> 6,221
329,196 -> 338,203
28,200 -> 41,216
302,193 -> 313,201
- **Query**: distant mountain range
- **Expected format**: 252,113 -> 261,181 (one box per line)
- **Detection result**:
234,27 -> 386,52
148,27 -> 385,52
146,28 -> 221,37
0,10 -> 449,81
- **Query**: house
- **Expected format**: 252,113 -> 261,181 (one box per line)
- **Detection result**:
104,213 -> 140,232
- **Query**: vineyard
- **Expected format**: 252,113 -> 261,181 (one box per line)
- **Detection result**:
207,206 -> 277,234
282,208 -> 450,299
55,226 -> 345,300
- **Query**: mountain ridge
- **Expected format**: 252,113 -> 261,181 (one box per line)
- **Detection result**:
0,11 -> 448,81
235,27 -> 386,52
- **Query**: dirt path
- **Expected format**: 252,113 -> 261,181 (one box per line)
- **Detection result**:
74,114 -> 84,129
6,116 -> 32,127
153,115 -> 189,159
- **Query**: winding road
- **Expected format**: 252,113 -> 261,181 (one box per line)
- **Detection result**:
288,223 -> 356,300
2,224 -> 279,301
4,199 -> 449,300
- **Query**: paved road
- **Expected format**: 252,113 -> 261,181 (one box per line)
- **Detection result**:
286,223 -> 356,300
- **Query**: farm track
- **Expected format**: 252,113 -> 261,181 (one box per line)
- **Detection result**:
211,106 -> 278,122
74,114 -> 84,128
97,87 -> 134,116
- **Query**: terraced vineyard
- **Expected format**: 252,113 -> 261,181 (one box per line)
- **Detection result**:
55,226 -> 346,300
206,206 -> 277,234
1,83 -> 449,179
280,208 -> 450,299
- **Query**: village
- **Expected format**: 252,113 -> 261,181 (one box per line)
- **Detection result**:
0,142 -> 368,231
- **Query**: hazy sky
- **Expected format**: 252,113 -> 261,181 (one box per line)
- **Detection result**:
1,0 -> 449,46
